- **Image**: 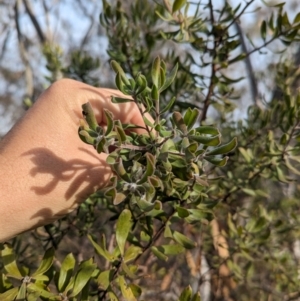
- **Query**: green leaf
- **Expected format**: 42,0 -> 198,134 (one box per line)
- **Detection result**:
179,285 -> 192,301
135,74 -> 148,95
160,63 -> 178,92
137,153 -> 156,184
70,259 -> 96,297
260,20 -> 267,41
1,244 -> 23,279
183,108 -> 200,130
58,253 -> 75,292
151,83 -> 159,101
152,57 -> 161,88
88,235 -> 115,262
173,111 -> 188,134
27,283 -> 59,300
111,96 -> 133,103
111,60 -> 130,85
116,209 -> 132,256
104,109 -> 114,135
160,96 -> 176,115
124,245 -> 143,263
128,283 -> 142,298
82,102 -> 98,131
136,197 -> 156,212
276,166 -> 290,183
118,275 -> 137,301
113,158 -> 131,182
191,292 -> 201,301
16,282 -> 26,300
194,126 -> 220,136
204,156 -> 228,166
97,270 -> 114,290
206,137 -> 237,155
0,287 -> 19,301
172,0 -> 186,13
189,134 -> 220,146
32,248 -> 54,278
187,208 -> 214,222
238,147 -> 252,163
157,244 -> 185,255
173,231 -> 197,249
108,291 -> 119,301
115,125 -> 127,143
121,262 -> 137,279
151,246 -> 168,261
176,206 -> 190,218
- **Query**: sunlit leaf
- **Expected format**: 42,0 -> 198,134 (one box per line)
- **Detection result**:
116,209 -> 132,256
0,287 -> 19,301
173,231 -> 196,249
128,283 -> 142,298
58,253 -> 75,292
172,0 -> 187,13
70,259 -> 96,297
1,244 -> 23,279
97,270 -> 114,290
118,275 -> 137,301
179,285 -> 192,301
32,248 -> 54,278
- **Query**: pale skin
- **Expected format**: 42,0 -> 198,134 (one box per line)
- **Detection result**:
0,79 -> 146,242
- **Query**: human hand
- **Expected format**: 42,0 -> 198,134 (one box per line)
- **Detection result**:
0,79 -> 145,241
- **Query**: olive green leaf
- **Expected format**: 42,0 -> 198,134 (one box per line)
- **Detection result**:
124,245 -> 143,263
178,285 -> 192,301
111,96 -> 133,103
204,156 -> 229,166
116,209 -> 132,256
137,153 -> 156,184
58,253 -> 75,292
1,244 -> 23,279
157,244 -> 185,255
16,282 -> 27,300
118,275 -> 137,301
128,283 -> 142,298
31,248 -> 54,278
70,259 -> 96,297
173,231 -> 197,249
88,234 -> 115,262
206,137 -> 237,155
160,63 -> 178,92
172,111 -> 188,134
172,0 -> 187,13
0,287 -> 19,301
152,56 -> 161,88
82,102 -> 98,131
97,270 -> 114,290
111,60 -> 130,85
183,108 -> 200,130
151,246 -> 168,261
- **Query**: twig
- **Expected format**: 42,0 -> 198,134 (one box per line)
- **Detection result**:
234,20 -> 258,105
200,0 -> 217,122
14,0 -> 33,99
23,0 -> 46,44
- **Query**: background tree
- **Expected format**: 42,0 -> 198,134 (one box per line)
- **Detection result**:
1,0 -> 300,301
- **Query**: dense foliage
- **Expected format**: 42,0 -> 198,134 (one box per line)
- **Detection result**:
1,0 -> 300,300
